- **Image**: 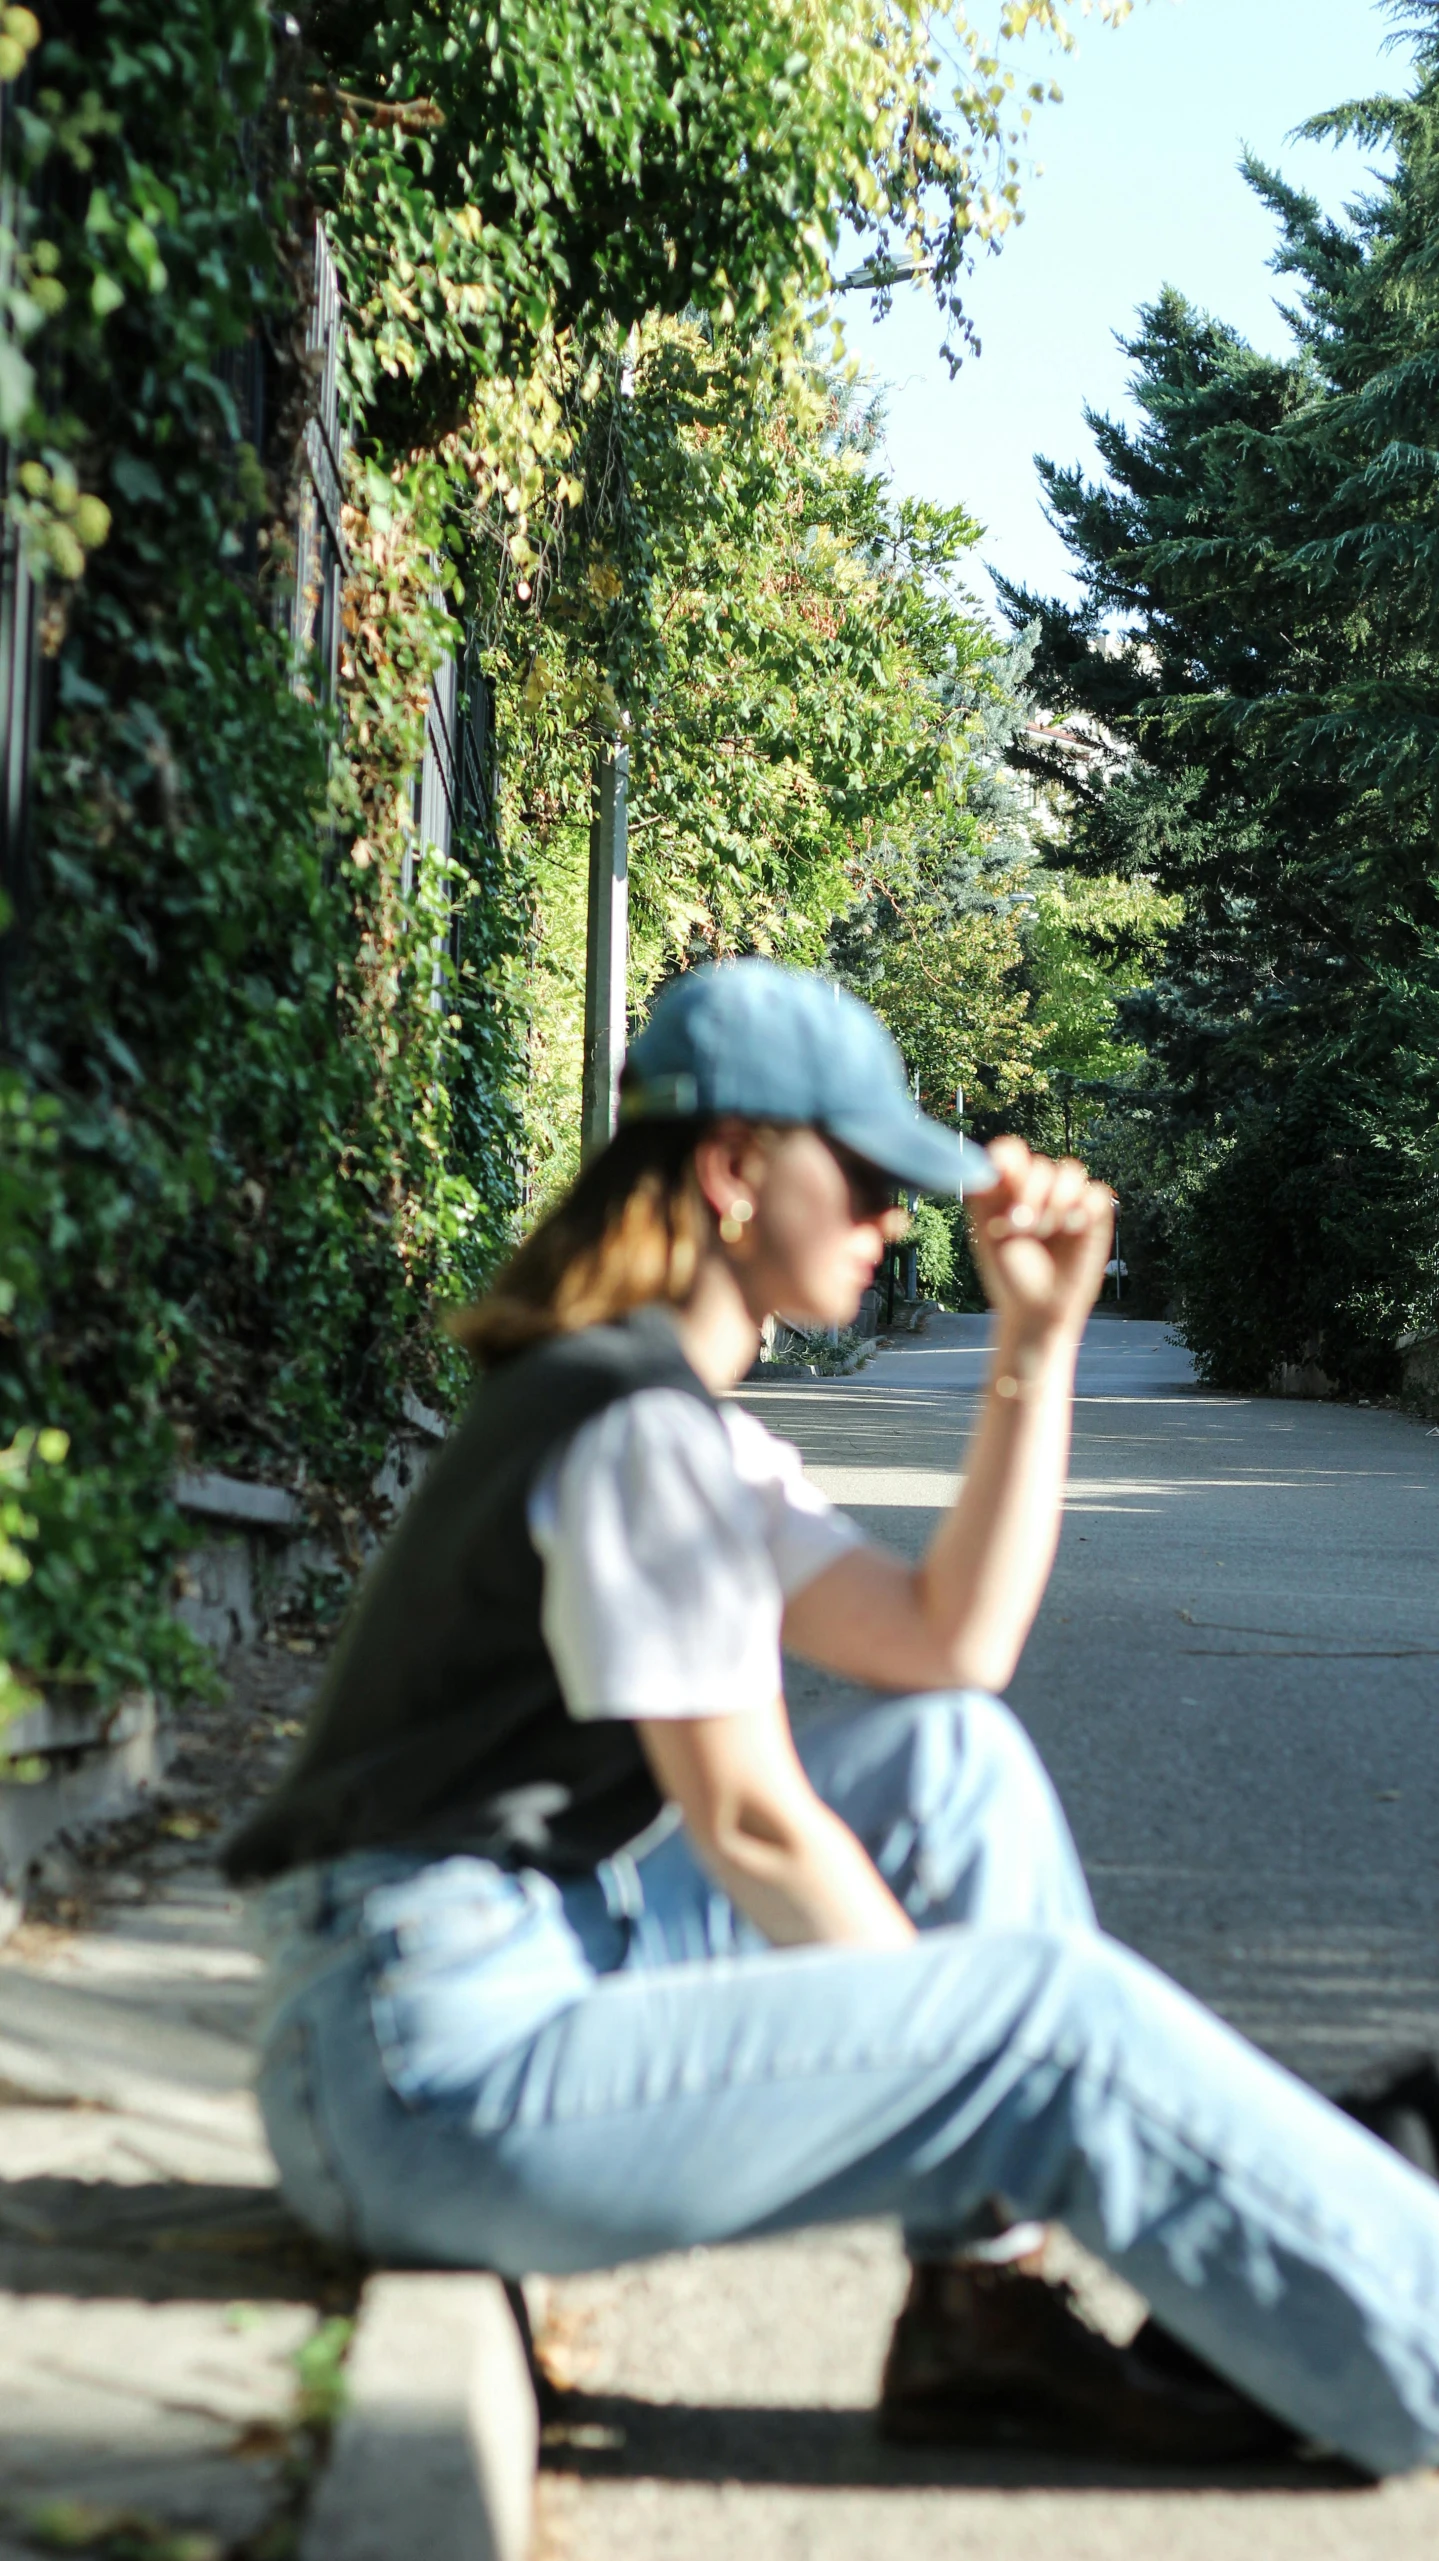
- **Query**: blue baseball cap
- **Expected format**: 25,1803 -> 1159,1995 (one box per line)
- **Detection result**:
620,960 -> 996,1198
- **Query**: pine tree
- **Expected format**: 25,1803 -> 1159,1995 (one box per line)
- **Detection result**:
997,12 -> 1439,1389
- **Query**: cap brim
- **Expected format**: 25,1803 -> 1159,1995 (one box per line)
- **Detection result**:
823,1109 -> 998,1199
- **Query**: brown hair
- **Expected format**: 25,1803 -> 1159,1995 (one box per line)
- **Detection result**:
450,1118 -> 717,1369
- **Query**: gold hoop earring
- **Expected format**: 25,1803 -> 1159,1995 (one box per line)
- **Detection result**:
718,1200 -> 753,1246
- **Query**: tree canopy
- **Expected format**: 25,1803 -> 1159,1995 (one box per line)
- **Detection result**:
493,327 -> 1046,1200
306,0 -> 1105,439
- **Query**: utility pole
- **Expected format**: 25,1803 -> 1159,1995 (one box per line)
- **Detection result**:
903,1066 -> 920,1302
580,737 -> 628,1159
579,328 -> 639,1164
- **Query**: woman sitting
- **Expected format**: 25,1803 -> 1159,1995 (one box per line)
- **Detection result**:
226,959 -> 1439,2475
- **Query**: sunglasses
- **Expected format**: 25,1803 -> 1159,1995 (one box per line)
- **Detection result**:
827,1141 -> 902,1223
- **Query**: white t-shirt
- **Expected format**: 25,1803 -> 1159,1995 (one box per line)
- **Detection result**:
526,1389 -> 867,1721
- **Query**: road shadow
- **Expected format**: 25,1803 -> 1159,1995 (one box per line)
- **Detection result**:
538,2386 -> 1367,2495
0,2174 -> 361,2305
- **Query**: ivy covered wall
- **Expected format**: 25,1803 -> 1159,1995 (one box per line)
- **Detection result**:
0,0 -> 525,1724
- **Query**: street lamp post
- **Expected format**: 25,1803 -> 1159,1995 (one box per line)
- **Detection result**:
903,1067 -> 919,1301
580,338 -> 638,1165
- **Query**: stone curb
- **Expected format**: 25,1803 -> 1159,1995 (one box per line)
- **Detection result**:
302,2270 -> 537,2561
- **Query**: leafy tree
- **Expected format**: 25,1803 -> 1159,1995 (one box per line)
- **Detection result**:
1025,871 -> 1180,1151
302,0 -> 1105,439
829,623 -> 1045,1129
497,328 -> 1034,1201
909,1197 -> 957,1297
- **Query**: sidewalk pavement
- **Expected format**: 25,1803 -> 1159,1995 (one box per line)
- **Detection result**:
0,1867 -> 339,2556
0,1733 -> 535,2557
536,1313 -> 1439,2561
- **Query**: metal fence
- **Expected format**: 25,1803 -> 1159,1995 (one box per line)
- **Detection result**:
0,136 -> 353,1023
408,644 -> 457,894
290,216 -> 347,698
0,141 -> 499,1015
0,67 -> 40,1027
409,642 -> 500,980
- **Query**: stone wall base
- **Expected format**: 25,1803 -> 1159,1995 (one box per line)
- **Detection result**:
0,1408 -> 448,1939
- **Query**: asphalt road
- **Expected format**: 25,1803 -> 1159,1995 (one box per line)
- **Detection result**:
536,1313 -> 1439,2560
792,1311 -> 1439,2080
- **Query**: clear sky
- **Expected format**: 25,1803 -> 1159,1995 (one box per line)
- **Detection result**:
839,0 -> 1404,615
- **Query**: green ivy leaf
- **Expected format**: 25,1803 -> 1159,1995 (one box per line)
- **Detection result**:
0,337 -> 34,437
109,451 -> 165,504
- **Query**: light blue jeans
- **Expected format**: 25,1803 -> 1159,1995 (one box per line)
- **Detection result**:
254,1692 -> 1439,2475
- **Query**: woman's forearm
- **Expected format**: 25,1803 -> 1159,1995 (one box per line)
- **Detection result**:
918,1321 -> 1078,1692
781,1146 -> 1110,1701
778,1326 -> 1080,1698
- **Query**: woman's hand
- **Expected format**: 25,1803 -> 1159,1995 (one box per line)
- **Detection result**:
967,1136 -> 1113,1346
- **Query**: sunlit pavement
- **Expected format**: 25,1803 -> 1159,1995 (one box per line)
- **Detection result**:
797,1310 -> 1439,2076
537,1312 -> 1439,2559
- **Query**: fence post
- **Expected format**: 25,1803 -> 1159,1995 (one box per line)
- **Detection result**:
0,441 -> 38,1039
0,63 -> 40,1037
290,218 -> 347,699
581,740 -> 628,1159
